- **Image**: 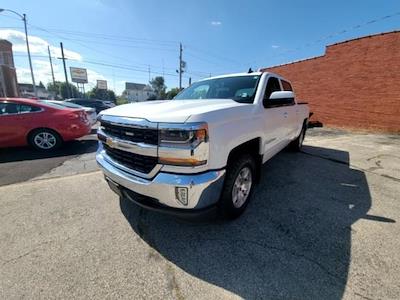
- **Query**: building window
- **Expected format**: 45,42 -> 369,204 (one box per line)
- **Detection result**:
3,52 -> 13,67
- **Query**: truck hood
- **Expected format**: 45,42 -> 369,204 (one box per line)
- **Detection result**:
100,99 -> 246,123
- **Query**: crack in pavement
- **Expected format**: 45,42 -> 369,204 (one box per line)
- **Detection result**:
300,150 -> 400,182
2,237 -> 71,266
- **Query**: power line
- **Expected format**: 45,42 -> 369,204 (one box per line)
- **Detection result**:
185,51 -> 240,72
267,11 -> 400,59
2,24 -> 232,77
0,24 -> 179,46
27,32 -> 178,52
13,53 -> 188,79
185,45 -> 245,67
3,22 -> 241,73
34,27 -> 179,45
3,10 -> 400,68
24,23 -> 191,77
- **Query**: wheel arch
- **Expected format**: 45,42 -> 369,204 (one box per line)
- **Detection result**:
226,137 -> 263,182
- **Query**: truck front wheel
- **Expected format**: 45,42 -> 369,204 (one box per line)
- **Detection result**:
219,154 -> 256,219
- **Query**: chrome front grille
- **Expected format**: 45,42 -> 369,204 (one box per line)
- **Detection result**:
98,115 -> 160,177
103,144 -> 158,174
100,121 -> 158,145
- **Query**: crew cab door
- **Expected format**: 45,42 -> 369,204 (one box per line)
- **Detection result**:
280,79 -> 299,139
261,76 -> 289,158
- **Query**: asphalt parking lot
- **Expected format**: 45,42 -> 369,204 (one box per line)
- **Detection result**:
1,128 -> 399,299
0,128 -> 98,186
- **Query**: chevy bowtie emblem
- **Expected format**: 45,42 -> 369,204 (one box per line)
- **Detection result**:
106,137 -> 116,147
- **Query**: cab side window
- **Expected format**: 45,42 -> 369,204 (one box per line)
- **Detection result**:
281,80 -> 293,91
263,77 -> 281,107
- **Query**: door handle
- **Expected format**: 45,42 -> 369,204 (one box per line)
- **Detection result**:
283,112 -> 288,118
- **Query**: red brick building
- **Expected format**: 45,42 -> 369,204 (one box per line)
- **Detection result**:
0,40 -> 19,98
261,31 -> 400,133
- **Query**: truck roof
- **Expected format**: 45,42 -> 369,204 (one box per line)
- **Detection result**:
199,71 -> 277,81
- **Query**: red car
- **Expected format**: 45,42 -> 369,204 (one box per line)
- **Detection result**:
0,98 -> 92,151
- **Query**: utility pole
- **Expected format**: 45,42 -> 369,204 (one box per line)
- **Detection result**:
189,77 -> 192,86
60,42 -> 71,99
112,67 -> 116,92
179,43 -> 183,90
47,46 -> 56,87
22,14 -> 37,97
0,9 -> 36,96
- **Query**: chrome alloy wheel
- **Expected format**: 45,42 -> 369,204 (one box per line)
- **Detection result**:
232,166 -> 253,208
33,132 -> 57,149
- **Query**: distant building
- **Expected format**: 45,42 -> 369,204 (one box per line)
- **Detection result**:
0,40 -> 19,97
18,83 -> 54,99
123,82 -> 153,102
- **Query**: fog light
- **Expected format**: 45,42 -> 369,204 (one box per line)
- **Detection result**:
175,187 -> 188,206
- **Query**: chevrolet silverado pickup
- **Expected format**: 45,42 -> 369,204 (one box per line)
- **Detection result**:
96,71 -> 309,219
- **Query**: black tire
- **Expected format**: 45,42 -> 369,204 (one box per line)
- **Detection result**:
219,154 -> 256,219
28,128 -> 62,151
289,122 -> 307,151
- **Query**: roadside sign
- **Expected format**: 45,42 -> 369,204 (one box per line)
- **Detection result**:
97,80 -> 107,90
70,67 -> 88,83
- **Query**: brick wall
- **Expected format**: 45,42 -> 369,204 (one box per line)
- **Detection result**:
261,31 -> 400,133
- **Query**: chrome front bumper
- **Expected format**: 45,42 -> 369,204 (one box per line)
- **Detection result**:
96,150 -> 225,210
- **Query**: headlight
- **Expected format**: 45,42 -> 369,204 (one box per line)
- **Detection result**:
159,128 -> 207,147
158,123 -> 209,166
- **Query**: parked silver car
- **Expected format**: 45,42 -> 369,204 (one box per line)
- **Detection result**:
40,100 -> 97,126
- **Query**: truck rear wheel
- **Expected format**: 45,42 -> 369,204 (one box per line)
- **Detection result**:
219,154 -> 256,219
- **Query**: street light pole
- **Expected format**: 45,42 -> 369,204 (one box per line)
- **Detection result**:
22,14 -> 37,97
0,9 -> 37,97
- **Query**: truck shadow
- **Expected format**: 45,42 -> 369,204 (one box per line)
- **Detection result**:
120,145 -> 379,299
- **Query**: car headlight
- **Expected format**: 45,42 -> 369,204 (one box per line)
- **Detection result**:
158,123 -> 208,166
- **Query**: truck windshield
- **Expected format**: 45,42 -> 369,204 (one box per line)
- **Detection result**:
174,75 -> 260,103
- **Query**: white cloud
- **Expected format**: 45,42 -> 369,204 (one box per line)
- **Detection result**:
0,29 -> 82,61
271,45 -> 280,49
210,21 -> 222,26
2,29 -> 126,94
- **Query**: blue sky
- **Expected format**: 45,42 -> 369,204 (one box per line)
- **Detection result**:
1,0 -> 399,94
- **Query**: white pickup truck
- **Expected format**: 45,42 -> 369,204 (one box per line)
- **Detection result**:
96,71 -> 309,219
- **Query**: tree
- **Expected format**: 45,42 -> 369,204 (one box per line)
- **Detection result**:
149,76 -> 166,99
87,87 -> 116,102
116,96 -> 129,106
47,81 -> 79,99
39,81 -> 45,88
166,87 -> 180,99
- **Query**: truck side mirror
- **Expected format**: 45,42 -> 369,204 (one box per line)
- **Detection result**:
266,91 -> 295,107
